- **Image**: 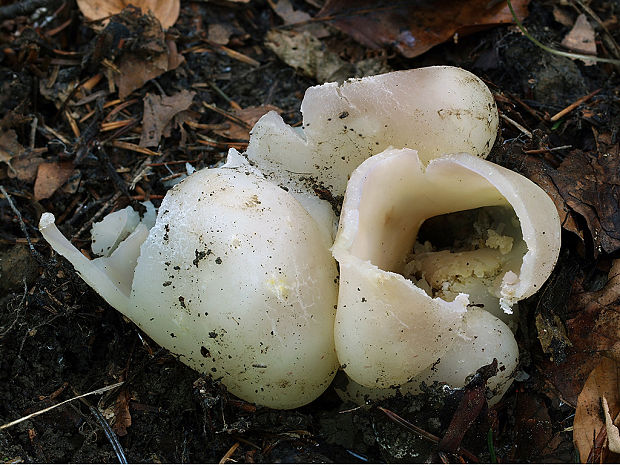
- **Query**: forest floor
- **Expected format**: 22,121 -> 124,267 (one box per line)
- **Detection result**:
1,0 -> 619,462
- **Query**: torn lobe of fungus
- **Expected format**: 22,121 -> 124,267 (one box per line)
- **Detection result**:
39,153 -> 340,410
332,148 -> 561,397
38,66 -> 552,409
246,65 -> 499,200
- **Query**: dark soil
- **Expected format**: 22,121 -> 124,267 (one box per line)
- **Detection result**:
1,0 -> 618,462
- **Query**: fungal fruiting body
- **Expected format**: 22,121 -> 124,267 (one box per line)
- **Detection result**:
246,66 -> 499,198
38,66 -> 559,409
39,154 -> 339,409
332,148 -> 561,402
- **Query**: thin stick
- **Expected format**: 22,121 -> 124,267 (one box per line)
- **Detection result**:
524,145 -> 572,154
378,406 -> 441,444
500,114 -> 532,138
219,442 -> 240,464
72,387 -> 128,464
0,185 -> 44,263
550,88 -> 601,122
29,116 -> 38,149
0,382 -> 124,430
109,140 -> 160,156
202,102 -> 251,129
71,191 -> 122,240
378,407 -> 479,463
506,0 -> 620,65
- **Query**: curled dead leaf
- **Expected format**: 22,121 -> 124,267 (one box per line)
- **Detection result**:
538,260 -> 620,407
111,387 -> 132,436
507,143 -> 620,257
140,90 -> 195,148
603,397 -> 620,455
111,9 -> 185,99
316,0 -> 530,58
77,0 -> 180,29
34,161 -> 75,201
0,130 -> 24,175
574,357 -> 620,463
561,14 -> 597,65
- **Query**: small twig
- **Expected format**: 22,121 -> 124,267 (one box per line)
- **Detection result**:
72,387 -> 127,464
524,145 -> 572,154
109,140 -> 159,156
550,88 -> 601,122
219,442 -> 240,464
573,0 -> 620,61
0,382 -> 124,430
0,0 -> 54,21
71,191 -> 122,240
29,116 -> 38,149
201,40 -> 260,67
506,0 -> 620,66
378,407 -> 479,462
378,406 -> 441,443
207,81 -> 242,109
500,114 -> 533,138
202,102 -> 250,128
0,185 -> 44,264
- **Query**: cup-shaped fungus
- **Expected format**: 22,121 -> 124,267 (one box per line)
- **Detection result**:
332,148 -> 560,401
39,154 -> 339,409
38,66 -> 509,409
247,66 -> 499,198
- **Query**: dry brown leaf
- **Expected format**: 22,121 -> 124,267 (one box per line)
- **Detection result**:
512,393 -> 553,462
208,23 -> 235,45
265,29 -> 390,82
0,130 -> 24,175
77,0 -> 180,29
553,6 -> 575,27
116,43 -> 184,99
603,397 -> 620,454
270,0 -> 329,38
553,147 -> 620,257
113,11 -> 185,99
316,0 -> 530,58
33,161 -> 74,201
140,90 -> 195,147
574,357 -> 620,463
212,105 -> 282,141
510,143 -> 620,257
561,14 -> 597,65
540,260 -> 620,406
8,155 -> 45,183
111,387 -> 132,436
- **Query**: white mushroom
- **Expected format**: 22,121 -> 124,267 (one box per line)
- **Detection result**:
247,66 -> 499,200
39,154 -> 339,409
38,66 -> 547,409
332,148 -> 560,399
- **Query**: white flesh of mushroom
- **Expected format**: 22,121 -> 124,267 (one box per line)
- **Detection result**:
332,148 -> 560,395
247,66 -> 499,200
39,154 -> 339,409
38,66 -> 550,409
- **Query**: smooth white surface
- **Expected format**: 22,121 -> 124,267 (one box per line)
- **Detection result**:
332,148 -> 560,391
